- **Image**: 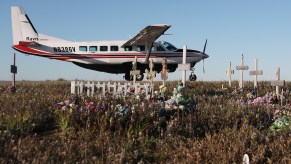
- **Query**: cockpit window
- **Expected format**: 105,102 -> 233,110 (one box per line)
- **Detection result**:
157,45 -> 165,51
162,41 -> 177,51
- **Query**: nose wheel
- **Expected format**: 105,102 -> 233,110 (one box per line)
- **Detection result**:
189,68 -> 197,81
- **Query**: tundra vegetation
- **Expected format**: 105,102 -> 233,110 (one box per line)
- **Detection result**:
0,80 -> 290,163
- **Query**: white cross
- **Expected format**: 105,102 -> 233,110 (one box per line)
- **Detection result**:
178,45 -> 191,87
249,59 -> 263,88
226,62 -> 234,87
270,67 -> 284,99
161,57 -> 168,86
236,54 -> 249,89
146,59 -> 156,85
130,56 -> 140,86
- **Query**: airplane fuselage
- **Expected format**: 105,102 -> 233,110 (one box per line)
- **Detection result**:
13,40 -> 206,74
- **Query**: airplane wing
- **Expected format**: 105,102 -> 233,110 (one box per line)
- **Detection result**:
122,24 -> 171,47
122,24 -> 171,63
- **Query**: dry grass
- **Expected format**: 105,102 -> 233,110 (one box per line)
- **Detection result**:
0,80 -> 290,163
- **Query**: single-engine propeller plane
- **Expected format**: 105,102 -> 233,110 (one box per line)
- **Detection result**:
11,6 -> 209,81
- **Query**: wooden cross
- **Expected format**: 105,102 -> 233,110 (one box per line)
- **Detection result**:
226,62 -> 234,87
270,67 -> 284,99
130,56 -> 140,85
249,59 -> 263,89
161,57 -> 168,86
178,45 -> 191,87
146,59 -> 156,84
235,54 -> 249,89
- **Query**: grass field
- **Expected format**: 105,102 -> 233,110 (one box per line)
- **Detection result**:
0,80 -> 290,163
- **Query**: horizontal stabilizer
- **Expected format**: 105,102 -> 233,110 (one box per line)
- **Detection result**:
19,41 -> 41,47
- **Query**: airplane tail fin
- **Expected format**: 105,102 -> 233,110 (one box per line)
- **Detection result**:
11,6 -> 38,45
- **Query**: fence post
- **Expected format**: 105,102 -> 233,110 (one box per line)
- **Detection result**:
124,83 -> 128,97
86,81 -> 91,97
113,82 -> 117,95
145,83 -> 148,97
80,81 -> 84,94
91,82 -> 95,97
71,81 -> 76,94
102,82 -> 106,96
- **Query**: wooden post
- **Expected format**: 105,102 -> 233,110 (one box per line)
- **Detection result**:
270,67 -> 284,99
102,82 -> 106,96
235,54 -> 249,89
161,57 -> 168,86
130,56 -> 140,86
226,62 -> 234,87
276,67 -> 280,97
91,82 -> 95,97
11,53 -> 17,92
71,81 -> 76,94
249,59 -> 263,88
146,59 -> 156,85
178,46 -> 191,87
80,81 -> 84,94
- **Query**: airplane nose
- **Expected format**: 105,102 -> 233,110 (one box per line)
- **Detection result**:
202,53 -> 209,59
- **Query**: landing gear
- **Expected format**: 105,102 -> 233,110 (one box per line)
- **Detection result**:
124,72 -> 144,81
136,73 -> 144,81
189,68 -> 197,81
124,72 -> 132,81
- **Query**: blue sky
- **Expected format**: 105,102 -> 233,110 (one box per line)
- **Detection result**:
1,0 -> 291,81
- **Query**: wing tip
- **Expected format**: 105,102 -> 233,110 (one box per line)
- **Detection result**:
150,24 -> 171,27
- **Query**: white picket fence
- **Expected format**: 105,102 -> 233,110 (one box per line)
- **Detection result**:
71,81 -> 154,97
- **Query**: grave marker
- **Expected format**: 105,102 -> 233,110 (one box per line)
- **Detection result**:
249,59 -> 263,94
235,54 -> 249,89
161,57 -> 168,86
146,59 -> 156,85
226,62 -> 234,87
130,56 -> 140,86
178,45 -> 191,87
270,67 -> 284,98
11,53 -> 17,92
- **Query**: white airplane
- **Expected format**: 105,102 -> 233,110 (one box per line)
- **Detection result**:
11,6 -> 209,81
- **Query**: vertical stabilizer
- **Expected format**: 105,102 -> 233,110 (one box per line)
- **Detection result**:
11,6 -> 38,45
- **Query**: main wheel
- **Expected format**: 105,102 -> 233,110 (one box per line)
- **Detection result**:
136,73 -> 144,81
124,72 -> 132,81
189,74 -> 197,81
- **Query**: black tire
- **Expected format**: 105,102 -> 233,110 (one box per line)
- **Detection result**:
136,73 -> 144,81
189,74 -> 197,81
124,72 -> 132,81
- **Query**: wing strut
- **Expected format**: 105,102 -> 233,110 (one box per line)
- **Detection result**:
145,42 -> 153,63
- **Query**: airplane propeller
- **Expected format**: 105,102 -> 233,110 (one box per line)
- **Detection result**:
202,39 -> 207,73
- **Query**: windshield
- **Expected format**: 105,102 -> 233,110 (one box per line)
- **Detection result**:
162,41 -> 177,51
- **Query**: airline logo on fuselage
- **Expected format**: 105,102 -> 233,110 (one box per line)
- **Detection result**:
26,37 -> 38,41
53,47 -> 76,53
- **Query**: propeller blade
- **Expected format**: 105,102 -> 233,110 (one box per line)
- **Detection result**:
203,39 -> 207,54
203,59 -> 205,73
202,39 -> 207,73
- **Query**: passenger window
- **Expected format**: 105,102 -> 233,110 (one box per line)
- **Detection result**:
100,46 -> 108,51
79,46 -> 87,52
151,46 -> 155,52
157,45 -> 166,51
124,46 -> 132,51
110,46 -> 119,51
137,45 -> 145,52
89,46 -> 97,52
